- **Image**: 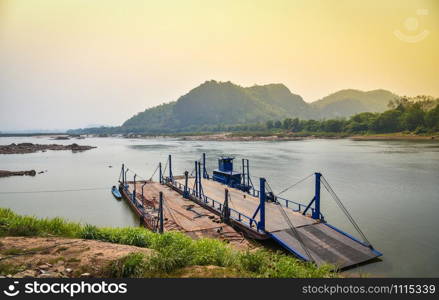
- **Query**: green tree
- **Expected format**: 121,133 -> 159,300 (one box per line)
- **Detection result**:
266,120 -> 274,129
290,118 -> 301,132
372,110 -> 402,132
322,119 -> 345,132
425,104 -> 439,130
282,118 -> 293,130
400,104 -> 425,131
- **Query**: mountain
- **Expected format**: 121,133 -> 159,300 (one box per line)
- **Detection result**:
69,81 -> 398,134
311,89 -> 397,118
121,80 -> 314,132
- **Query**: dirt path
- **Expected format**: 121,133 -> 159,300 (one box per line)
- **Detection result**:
0,237 -> 152,278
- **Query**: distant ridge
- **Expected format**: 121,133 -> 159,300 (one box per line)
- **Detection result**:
311,89 -> 397,118
70,80 -> 399,134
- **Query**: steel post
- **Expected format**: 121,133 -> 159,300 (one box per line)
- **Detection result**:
184,171 -> 189,198
168,155 -> 173,182
159,192 -> 164,234
312,173 -> 322,219
258,177 -> 266,231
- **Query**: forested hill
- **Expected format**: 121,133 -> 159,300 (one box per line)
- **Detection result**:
311,89 -> 397,118
69,80 -> 398,134
121,80 -> 314,133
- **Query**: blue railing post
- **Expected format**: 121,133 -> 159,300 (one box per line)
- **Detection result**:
202,153 -> 208,179
159,162 -> 162,184
133,174 -> 137,203
194,161 -> 198,198
184,171 -> 189,198
121,164 -> 125,184
168,155 -> 173,182
258,177 -> 266,231
197,161 -> 202,197
159,192 -> 164,234
312,173 -> 321,219
246,159 -> 250,189
242,159 -> 246,187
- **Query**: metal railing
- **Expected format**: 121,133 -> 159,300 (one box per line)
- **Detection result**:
168,180 -> 260,231
122,184 -> 159,231
166,177 -> 324,228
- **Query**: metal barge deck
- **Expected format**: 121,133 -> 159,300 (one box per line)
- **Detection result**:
118,152 -> 382,270
169,177 -> 380,269
118,180 -> 247,247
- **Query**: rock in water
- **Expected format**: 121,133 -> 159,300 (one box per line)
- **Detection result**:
0,143 -> 96,154
0,170 -> 36,177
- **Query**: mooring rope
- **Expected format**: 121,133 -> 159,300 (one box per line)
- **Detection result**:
276,173 -> 314,196
148,163 -> 160,181
126,168 -> 149,182
162,159 -> 169,178
261,177 -> 315,262
275,201 -> 315,262
320,175 -> 372,248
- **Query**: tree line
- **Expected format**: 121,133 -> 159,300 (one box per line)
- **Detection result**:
260,96 -> 438,134
69,96 -> 439,135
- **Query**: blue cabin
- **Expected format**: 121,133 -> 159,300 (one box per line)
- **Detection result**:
212,156 -> 242,187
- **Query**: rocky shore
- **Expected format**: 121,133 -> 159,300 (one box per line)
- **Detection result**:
0,143 -> 96,154
0,237 -> 152,278
0,170 -> 36,178
178,132 -> 438,142
177,133 -> 301,141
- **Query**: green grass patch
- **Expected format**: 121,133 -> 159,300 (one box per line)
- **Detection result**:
0,207 -> 337,278
0,262 -> 25,275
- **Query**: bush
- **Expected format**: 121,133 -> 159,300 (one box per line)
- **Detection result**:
109,252 -> 147,278
238,250 -> 269,274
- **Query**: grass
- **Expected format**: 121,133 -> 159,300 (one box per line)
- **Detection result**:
0,262 -> 25,275
0,208 -> 337,278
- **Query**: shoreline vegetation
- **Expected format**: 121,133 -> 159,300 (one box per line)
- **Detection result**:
0,208 -> 336,278
1,132 -> 438,142
176,132 -> 438,141
62,95 -> 438,141
2,97 -> 438,142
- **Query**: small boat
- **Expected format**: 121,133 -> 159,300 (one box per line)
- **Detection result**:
111,185 -> 122,199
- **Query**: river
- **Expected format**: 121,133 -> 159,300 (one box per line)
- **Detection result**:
0,136 -> 438,277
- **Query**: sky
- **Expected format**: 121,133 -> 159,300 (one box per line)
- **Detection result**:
0,0 -> 438,131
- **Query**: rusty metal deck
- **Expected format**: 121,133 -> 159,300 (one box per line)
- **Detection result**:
121,181 -> 247,245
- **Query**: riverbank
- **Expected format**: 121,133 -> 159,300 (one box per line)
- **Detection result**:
0,208 -> 336,278
2,132 -> 438,142
349,133 -> 438,141
174,132 -> 439,142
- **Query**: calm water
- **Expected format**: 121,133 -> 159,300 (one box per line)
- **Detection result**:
0,136 -> 438,277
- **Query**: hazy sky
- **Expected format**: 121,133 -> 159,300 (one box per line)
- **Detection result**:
0,0 -> 438,131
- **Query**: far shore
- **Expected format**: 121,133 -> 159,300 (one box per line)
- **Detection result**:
1,132 -> 438,142
174,132 -> 439,142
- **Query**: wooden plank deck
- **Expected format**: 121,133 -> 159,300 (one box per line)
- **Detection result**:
123,181 -> 247,246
